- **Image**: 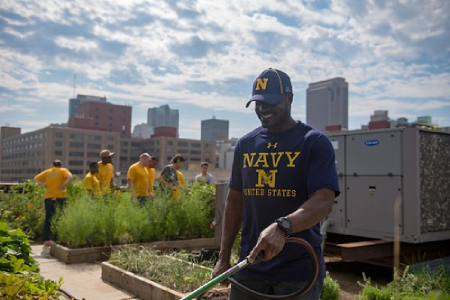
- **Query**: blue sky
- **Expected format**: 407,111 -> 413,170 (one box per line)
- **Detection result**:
1,0 -> 449,140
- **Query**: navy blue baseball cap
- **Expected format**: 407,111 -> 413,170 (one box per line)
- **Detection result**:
246,68 -> 293,108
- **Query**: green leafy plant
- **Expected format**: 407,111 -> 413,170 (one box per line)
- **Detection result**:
52,181 -> 215,248
0,221 -> 62,299
0,222 -> 37,272
109,245 -> 212,293
322,271 -> 340,300
0,181 -> 45,239
181,183 -> 216,239
358,266 -> 450,300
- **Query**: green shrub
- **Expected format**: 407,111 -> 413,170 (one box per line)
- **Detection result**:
182,183 -> 216,239
52,181 -> 216,247
0,221 -> 62,299
359,266 -> 450,300
0,222 -> 37,272
322,271 -> 340,300
0,181 -> 45,239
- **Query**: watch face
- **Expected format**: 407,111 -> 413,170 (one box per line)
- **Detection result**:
281,219 -> 290,228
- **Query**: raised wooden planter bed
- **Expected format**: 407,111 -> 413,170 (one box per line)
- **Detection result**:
102,261 -> 184,300
50,237 -> 217,264
50,242 -> 111,264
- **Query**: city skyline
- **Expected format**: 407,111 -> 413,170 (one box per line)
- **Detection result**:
1,0 -> 449,140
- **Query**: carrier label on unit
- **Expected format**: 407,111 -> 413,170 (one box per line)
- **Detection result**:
364,139 -> 379,146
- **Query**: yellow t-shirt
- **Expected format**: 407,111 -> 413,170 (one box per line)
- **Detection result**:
97,162 -> 114,195
173,170 -> 186,201
146,167 -> 156,194
176,170 -> 186,186
35,167 -> 72,199
84,172 -> 101,197
127,162 -> 149,197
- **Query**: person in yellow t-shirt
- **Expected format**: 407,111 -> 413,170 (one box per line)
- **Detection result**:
33,160 -> 73,256
146,156 -> 158,198
128,153 -> 151,205
84,161 -> 101,197
97,149 -> 115,195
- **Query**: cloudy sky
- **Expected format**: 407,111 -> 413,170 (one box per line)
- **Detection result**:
1,0 -> 449,139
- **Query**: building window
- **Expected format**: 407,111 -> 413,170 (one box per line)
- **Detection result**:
69,142 -> 84,148
88,135 -> 102,141
87,143 -> 101,149
68,160 -> 83,166
69,151 -> 84,157
55,132 -> 64,138
69,134 -> 84,140
55,141 -> 63,147
54,150 -> 63,156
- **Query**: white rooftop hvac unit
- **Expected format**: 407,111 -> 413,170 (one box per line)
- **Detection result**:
326,127 -> 450,244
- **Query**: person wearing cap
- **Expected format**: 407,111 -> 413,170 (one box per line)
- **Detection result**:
84,161 -> 101,198
97,149 -> 115,195
146,156 -> 158,198
157,153 -> 185,201
127,153 -> 151,205
195,161 -> 214,184
212,68 -> 340,299
33,160 -> 73,257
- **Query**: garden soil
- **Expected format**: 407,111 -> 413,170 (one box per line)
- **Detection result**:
198,260 -> 391,300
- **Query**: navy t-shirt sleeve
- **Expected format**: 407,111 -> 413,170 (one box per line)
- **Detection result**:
307,135 -> 341,197
229,140 -> 243,192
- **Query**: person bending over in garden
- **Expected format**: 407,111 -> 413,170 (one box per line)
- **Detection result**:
84,161 -> 101,198
212,68 -> 340,300
33,159 -> 73,258
127,153 -> 151,206
157,154 -> 185,201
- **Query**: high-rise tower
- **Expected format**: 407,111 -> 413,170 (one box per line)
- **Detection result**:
306,78 -> 348,132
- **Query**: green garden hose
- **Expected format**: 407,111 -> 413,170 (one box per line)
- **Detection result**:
180,236 -> 319,300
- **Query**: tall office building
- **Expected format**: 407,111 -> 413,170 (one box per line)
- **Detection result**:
306,77 -> 348,132
147,105 -> 179,136
201,117 -> 229,141
69,94 -> 107,119
68,101 -> 132,138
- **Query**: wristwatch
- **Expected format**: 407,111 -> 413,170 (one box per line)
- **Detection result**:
276,217 -> 292,236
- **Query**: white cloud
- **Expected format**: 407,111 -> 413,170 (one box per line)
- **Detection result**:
0,0 -> 449,137
54,37 -> 98,52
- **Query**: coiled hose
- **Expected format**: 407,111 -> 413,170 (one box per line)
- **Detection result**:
180,236 -> 319,300
227,237 -> 319,300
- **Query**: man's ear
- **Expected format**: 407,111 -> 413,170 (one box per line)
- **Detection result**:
287,94 -> 294,104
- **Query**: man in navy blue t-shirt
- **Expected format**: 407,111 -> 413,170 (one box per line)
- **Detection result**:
212,68 -> 340,300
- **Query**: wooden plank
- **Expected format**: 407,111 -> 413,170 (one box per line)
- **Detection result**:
144,237 -> 217,252
102,262 -> 184,300
324,240 -> 393,262
337,240 -> 392,248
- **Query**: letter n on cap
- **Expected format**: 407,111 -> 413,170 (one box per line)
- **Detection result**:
255,78 -> 269,91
